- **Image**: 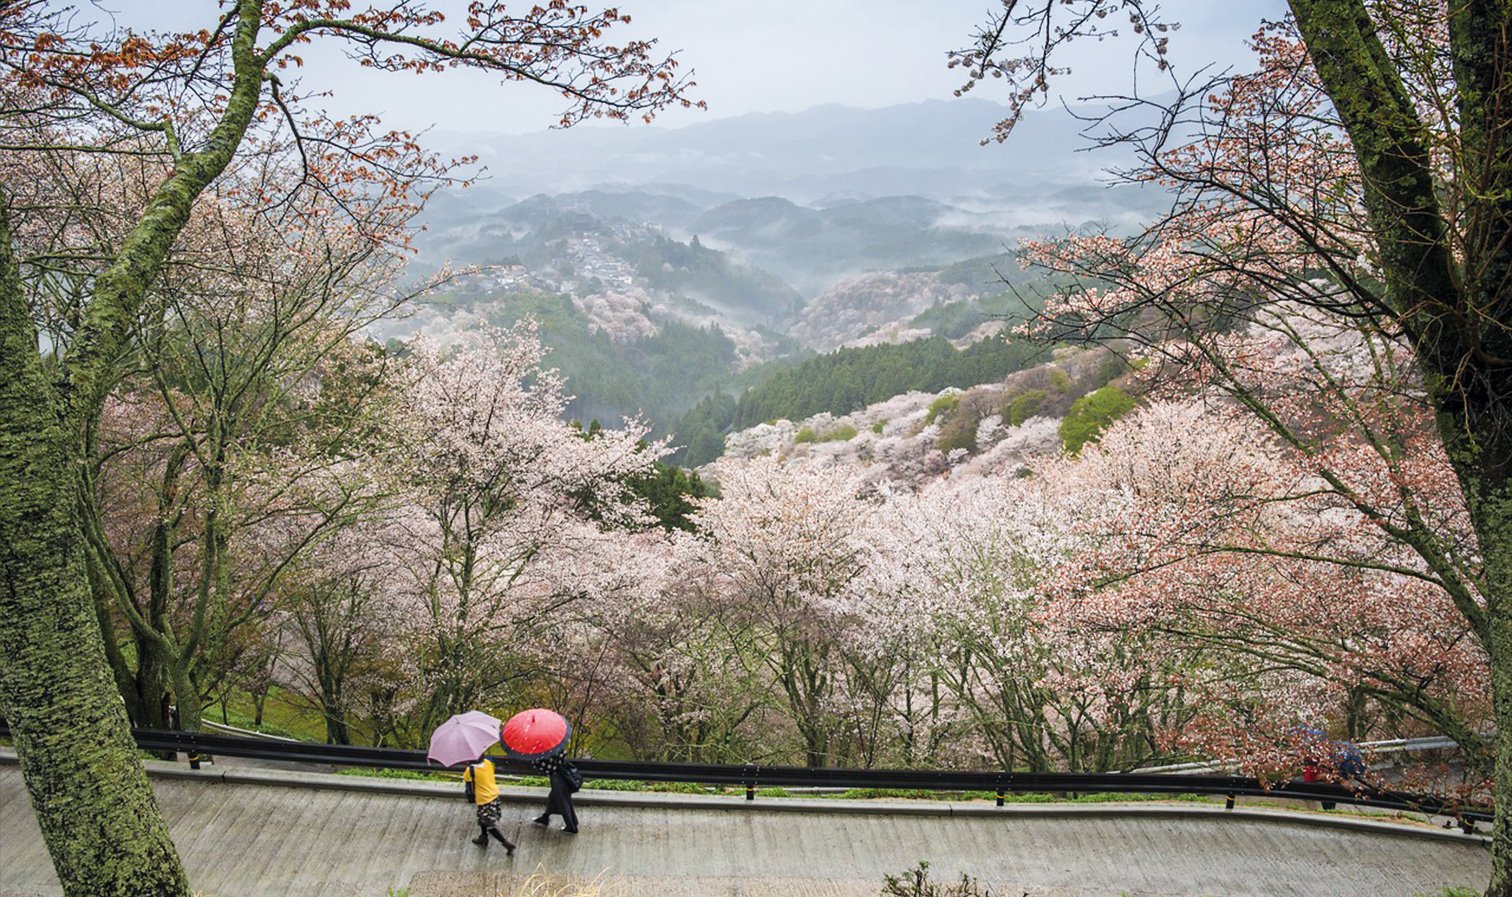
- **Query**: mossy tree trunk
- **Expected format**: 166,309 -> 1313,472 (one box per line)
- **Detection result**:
0,4 -> 266,892
1471,443 -> 1512,896
0,197 -> 192,896
1290,1 -> 1512,893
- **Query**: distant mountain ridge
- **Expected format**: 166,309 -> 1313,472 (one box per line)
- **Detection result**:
429,98 -> 1156,216
390,99 -> 1169,443
414,187 -> 1025,298
413,99 -> 1169,298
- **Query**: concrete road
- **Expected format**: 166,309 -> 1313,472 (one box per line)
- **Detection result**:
0,761 -> 1490,897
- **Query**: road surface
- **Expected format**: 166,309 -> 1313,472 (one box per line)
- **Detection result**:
0,759 -> 1489,897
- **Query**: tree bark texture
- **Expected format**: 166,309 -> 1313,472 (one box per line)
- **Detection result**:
0,5 -> 265,891
1485,475 -> 1512,897
1290,1 -> 1512,893
0,200 -> 191,895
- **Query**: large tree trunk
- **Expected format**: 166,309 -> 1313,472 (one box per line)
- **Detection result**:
1434,376 -> 1512,896
1486,488 -> 1512,897
1446,367 -> 1512,897
1288,2 -> 1512,893
0,200 -> 192,895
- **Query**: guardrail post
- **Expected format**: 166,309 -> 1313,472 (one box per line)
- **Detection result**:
189,753 -> 201,770
995,773 -> 1005,808
1225,794 -> 1235,811
744,763 -> 756,801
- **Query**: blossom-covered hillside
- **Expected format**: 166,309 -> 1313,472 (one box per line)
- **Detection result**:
719,344 -> 1133,488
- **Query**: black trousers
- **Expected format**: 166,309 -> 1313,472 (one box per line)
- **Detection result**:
543,772 -> 579,831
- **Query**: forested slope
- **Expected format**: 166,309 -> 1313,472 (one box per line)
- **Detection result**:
668,335 -> 1042,466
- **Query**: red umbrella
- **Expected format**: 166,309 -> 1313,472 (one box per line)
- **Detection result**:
500,708 -> 571,760
426,710 -> 503,767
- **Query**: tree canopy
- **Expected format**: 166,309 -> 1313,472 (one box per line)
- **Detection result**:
0,2 -> 697,893
956,2 -> 1511,892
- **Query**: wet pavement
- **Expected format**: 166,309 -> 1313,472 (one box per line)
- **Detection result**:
0,758 -> 1490,897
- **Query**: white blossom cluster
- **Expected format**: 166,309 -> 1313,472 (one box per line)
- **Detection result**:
717,379 -> 1065,488
571,287 -> 659,342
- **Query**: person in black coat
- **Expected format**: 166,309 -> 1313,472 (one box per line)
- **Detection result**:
530,752 -> 580,833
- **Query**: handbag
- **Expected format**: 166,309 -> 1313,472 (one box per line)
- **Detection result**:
561,760 -> 583,793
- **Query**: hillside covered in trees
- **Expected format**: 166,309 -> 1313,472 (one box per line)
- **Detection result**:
418,287 -> 768,426
669,336 -> 1042,466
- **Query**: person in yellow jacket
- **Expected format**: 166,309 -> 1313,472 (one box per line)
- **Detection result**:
463,754 -> 515,854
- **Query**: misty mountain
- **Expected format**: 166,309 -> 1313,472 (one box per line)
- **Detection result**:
411,99 -> 1171,297
496,186 -> 735,233
430,98 -> 1160,214
689,194 -> 1016,295
410,195 -> 804,331
416,187 -> 1046,301
392,99 -> 1173,442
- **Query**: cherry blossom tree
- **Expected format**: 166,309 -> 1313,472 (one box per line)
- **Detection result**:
583,530 -> 772,762
380,325 -> 665,740
81,177 -> 410,735
1038,398 -> 1486,780
260,470 -> 408,745
690,455 -> 875,767
0,1 -> 697,890
959,4 -> 1509,885
875,469 -> 1194,773
1001,29 -> 1495,768
842,490 -> 965,767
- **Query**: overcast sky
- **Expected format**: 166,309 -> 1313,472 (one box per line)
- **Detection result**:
112,1 -> 1288,135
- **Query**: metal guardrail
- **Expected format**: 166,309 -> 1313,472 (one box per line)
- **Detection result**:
1135,736 -> 1466,774
0,723 -> 1490,826
201,719 -> 301,742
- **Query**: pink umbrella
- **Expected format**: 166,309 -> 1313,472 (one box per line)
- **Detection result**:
426,710 -> 503,767
500,708 -> 571,760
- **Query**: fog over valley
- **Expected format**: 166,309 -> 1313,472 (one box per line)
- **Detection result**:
395,98 -> 1165,456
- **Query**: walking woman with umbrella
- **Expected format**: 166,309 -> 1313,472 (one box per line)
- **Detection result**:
502,708 -> 581,833
428,711 -> 516,855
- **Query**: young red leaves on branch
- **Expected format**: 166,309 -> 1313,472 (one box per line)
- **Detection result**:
2,1 -> 700,250
256,0 -> 702,127
948,0 -> 1178,144
1039,400 -> 1489,786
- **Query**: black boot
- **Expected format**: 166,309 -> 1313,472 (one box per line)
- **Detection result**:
472,830 -> 489,846
488,825 -> 516,855
532,814 -> 550,827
